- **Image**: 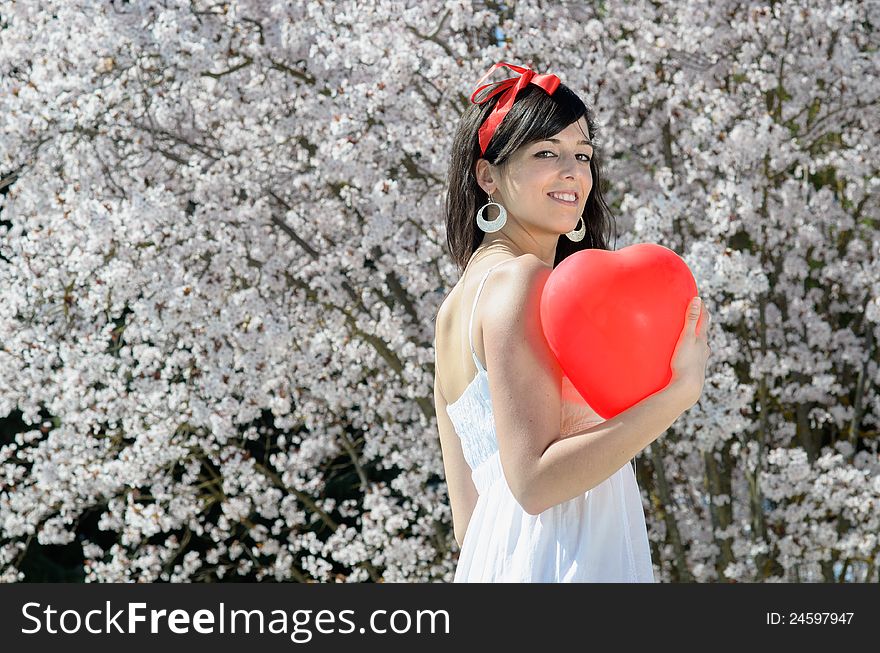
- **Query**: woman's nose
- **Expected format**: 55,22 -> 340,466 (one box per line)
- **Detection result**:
558,158 -> 582,178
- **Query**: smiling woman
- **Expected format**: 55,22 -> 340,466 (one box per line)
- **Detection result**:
434,61 -> 710,583
434,62 -> 657,582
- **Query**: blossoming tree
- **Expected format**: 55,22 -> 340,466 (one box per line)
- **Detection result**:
0,0 -> 877,582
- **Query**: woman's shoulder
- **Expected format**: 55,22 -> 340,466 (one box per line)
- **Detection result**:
437,253 -> 549,322
484,254 -> 551,306
469,252 -> 549,294
489,252 -> 548,273
470,255 -> 551,348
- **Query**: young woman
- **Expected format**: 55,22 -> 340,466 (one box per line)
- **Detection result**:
433,62 -> 711,582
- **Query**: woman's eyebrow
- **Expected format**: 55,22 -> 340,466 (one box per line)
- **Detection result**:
541,138 -> 594,148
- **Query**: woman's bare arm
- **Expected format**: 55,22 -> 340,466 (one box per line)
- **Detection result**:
482,255 -> 690,515
523,383 -> 688,514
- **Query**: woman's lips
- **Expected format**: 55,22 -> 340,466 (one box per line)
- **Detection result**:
547,193 -> 578,206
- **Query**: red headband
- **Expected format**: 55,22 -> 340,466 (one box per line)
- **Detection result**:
469,61 -> 561,156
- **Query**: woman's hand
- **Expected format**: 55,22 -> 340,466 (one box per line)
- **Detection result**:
668,296 -> 712,409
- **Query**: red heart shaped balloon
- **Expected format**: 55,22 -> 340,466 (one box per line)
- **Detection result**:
540,243 -> 698,420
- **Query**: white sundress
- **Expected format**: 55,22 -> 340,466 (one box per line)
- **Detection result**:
446,261 -> 656,582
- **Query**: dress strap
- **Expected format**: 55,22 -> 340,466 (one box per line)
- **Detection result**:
468,262 -> 505,373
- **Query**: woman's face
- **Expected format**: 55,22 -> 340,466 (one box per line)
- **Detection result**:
479,117 -> 593,237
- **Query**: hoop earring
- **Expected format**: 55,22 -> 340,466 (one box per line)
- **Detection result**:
565,216 -> 586,242
476,193 -> 507,233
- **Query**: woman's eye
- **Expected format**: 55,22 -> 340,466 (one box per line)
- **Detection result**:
536,151 -> 591,161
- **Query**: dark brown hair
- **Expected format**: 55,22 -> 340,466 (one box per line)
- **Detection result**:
444,81 -> 618,276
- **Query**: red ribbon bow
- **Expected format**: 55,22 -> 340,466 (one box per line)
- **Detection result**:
469,61 -> 561,156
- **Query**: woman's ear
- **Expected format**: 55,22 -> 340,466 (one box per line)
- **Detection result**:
474,159 -> 497,196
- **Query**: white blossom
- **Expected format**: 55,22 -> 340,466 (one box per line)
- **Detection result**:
0,0 -> 877,583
